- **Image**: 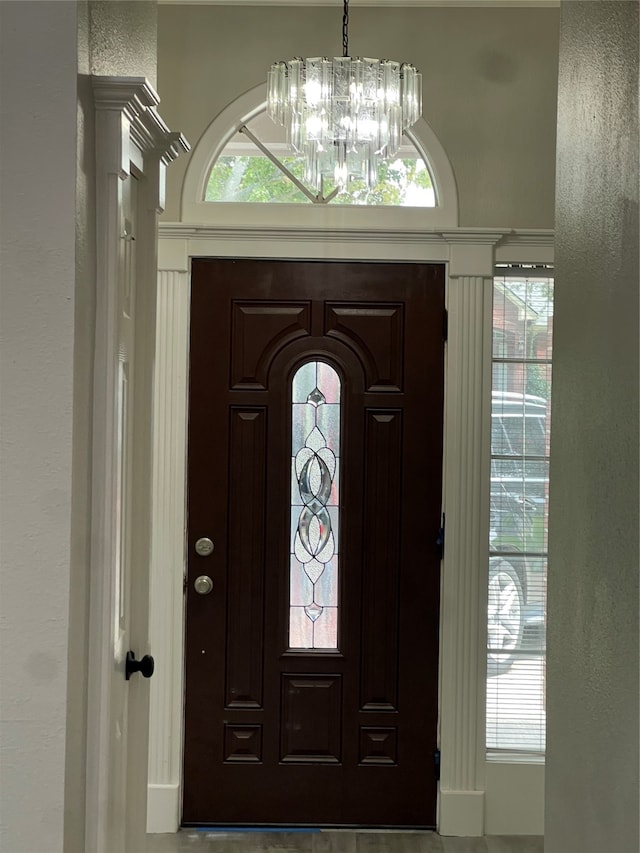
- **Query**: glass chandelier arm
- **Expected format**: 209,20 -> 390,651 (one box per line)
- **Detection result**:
239,125 -> 320,203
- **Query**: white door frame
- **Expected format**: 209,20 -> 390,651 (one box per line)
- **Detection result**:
148,223 -> 553,836
86,76 -> 188,852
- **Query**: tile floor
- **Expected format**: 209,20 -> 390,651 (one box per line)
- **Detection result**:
146,830 -> 544,853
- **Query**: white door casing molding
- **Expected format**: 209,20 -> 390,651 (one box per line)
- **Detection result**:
87,76 -> 188,852
148,223 -> 553,836
146,268 -> 191,834
438,237 -> 495,836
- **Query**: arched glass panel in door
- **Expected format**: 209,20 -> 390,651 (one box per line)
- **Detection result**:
290,361 -> 341,649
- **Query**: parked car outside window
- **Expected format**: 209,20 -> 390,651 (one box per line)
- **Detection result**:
488,391 -> 548,674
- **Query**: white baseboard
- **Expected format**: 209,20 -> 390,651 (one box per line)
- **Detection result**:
145,772 -> 542,836
484,761 -> 545,835
147,783 -> 180,834
438,790 -> 485,836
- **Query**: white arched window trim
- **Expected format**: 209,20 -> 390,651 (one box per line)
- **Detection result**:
181,83 -> 459,229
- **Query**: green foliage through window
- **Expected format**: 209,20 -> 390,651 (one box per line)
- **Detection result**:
206,153 -> 435,207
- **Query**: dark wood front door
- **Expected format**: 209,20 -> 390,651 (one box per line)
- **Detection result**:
183,258 -> 445,827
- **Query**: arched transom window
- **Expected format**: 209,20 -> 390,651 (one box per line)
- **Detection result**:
206,109 -> 436,207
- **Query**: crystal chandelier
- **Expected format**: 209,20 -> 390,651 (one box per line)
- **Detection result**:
267,0 -> 422,192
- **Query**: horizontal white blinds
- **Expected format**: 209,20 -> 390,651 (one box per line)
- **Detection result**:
487,271 -> 553,756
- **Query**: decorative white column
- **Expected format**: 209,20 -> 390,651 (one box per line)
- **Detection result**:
438,237 -> 497,836
147,242 -> 191,833
86,77 -> 188,852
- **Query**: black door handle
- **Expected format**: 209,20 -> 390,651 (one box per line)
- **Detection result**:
125,650 -> 155,680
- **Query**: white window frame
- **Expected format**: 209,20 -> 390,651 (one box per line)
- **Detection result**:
205,116 -> 437,208
486,267 -> 554,763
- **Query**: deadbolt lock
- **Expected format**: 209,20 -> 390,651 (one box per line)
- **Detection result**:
195,537 -> 214,557
194,575 -> 214,595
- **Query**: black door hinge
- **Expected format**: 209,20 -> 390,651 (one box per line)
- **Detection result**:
183,575 -> 188,593
436,513 -> 445,559
443,309 -> 448,342
434,748 -> 441,781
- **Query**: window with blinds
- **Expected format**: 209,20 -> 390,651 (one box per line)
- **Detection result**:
487,267 -> 553,757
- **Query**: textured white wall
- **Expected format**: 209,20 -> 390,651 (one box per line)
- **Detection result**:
89,0 -> 157,89
0,3 -> 78,851
63,4 -> 96,851
546,3 -> 639,853
0,2 -> 159,850
157,4 -> 559,227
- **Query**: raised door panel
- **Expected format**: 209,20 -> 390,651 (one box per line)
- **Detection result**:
280,675 -> 342,763
225,408 -> 267,709
231,301 -> 311,389
325,303 -> 404,391
360,410 -> 402,712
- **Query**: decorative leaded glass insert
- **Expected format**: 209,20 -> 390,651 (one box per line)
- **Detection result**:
289,361 -> 340,649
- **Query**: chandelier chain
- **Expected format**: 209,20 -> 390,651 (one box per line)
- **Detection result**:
342,0 -> 349,57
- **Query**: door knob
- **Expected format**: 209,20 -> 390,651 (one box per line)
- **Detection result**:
194,575 -> 213,595
125,650 -> 155,680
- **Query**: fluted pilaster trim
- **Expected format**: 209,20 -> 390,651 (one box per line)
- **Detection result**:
146,270 -> 190,832
438,274 -> 493,835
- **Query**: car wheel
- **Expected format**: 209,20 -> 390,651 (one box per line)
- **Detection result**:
487,557 -> 524,676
